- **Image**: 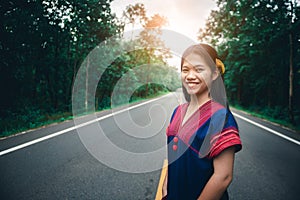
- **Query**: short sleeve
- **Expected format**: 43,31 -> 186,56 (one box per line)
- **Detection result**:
208,110 -> 242,158
166,105 -> 181,137
170,106 -> 179,123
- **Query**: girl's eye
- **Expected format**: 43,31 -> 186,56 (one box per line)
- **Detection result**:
195,68 -> 203,72
182,68 -> 189,72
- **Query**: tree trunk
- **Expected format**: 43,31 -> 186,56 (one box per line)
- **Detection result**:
237,80 -> 242,105
288,32 -> 294,124
145,49 -> 152,97
85,56 -> 89,112
288,1 -> 295,124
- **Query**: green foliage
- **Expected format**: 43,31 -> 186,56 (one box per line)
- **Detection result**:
0,106 -> 72,137
199,0 -> 300,127
0,1 -> 180,136
232,104 -> 300,132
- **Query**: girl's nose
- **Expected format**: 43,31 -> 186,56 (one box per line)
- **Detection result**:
186,70 -> 196,79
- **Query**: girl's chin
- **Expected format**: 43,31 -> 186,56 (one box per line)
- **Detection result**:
185,87 -> 200,93
186,88 -> 208,96
186,90 -> 200,95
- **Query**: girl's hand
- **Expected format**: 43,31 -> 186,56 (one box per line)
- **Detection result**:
162,185 -> 167,198
162,168 -> 168,198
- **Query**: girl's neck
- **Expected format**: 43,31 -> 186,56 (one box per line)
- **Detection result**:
189,94 -> 211,108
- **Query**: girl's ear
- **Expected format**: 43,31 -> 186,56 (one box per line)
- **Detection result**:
212,68 -> 219,81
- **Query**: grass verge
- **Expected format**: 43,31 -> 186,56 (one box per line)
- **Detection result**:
232,104 -> 300,133
0,91 -> 169,139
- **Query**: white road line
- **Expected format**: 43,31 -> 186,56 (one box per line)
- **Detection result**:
233,112 -> 300,146
0,95 -> 170,156
1,95 -> 298,156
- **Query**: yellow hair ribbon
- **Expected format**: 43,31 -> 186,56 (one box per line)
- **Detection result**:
216,58 -> 225,74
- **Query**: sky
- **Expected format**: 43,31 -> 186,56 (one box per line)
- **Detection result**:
110,0 -> 218,42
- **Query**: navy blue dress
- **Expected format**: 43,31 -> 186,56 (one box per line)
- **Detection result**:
166,100 -> 242,200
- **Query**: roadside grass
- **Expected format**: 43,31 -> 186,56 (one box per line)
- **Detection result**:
231,104 -> 300,133
0,111 -> 73,138
0,90 -> 169,138
2,91 -> 299,139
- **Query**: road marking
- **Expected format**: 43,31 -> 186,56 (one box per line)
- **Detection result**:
233,112 -> 300,146
154,113 -> 299,200
1,94 -> 298,157
153,111 -> 300,200
0,94 -> 171,156
155,159 -> 168,200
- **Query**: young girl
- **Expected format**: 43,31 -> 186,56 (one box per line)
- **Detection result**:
162,44 -> 242,200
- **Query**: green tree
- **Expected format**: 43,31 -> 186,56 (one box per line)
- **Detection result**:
0,0 -> 122,134
198,0 -> 300,125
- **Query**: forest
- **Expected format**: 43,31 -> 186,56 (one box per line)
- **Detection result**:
0,0 -> 180,136
0,0 -> 299,136
199,0 -> 300,129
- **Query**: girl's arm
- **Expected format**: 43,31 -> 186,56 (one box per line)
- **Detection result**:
197,147 -> 235,200
162,168 -> 168,198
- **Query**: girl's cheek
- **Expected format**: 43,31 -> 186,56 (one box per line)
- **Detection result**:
180,74 -> 184,81
181,72 -> 187,80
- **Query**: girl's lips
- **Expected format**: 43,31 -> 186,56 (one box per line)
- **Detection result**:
187,82 -> 200,86
186,82 -> 200,88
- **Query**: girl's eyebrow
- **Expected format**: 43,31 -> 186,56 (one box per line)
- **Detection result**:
182,64 -> 205,69
182,61 -> 206,68
194,64 -> 205,68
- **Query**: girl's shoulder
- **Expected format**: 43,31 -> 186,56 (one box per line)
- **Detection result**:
169,103 -> 188,123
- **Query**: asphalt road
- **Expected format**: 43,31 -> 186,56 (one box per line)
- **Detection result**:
0,92 -> 299,200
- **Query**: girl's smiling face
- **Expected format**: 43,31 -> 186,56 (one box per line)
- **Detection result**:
181,53 -> 218,98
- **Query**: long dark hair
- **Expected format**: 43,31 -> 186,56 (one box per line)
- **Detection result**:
181,43 -> 227,107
